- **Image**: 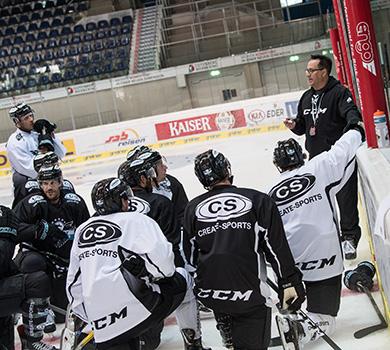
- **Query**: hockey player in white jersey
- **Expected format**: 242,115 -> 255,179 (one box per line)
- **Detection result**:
268,126 -> 365,349
66,177 -> 202,350
6,103 -> 66,207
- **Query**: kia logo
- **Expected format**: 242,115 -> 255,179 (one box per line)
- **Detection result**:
78,220 -> 122,248
129,197 -> 151,214
195,193 -> 252,222
269,174 -> 315,205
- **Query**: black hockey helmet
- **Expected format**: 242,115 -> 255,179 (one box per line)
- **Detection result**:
273,138 -> 305,172
126,145 -> 162,164
37,164 -> 62,183
194,149 -> 232,190
33,151 -> 59,172
118,151 -> 158,187
91,177 -> 133,215
9,103 -> 34,123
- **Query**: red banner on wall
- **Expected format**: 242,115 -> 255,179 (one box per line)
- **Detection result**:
155,109 -> 247,141
344,0 -> 389,148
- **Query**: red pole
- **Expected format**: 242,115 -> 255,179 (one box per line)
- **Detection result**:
343,0 -> 389,148
332,0 -> 356,100
329,28 -> 347,85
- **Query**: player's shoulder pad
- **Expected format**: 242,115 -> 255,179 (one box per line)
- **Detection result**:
28,194 -> 46,205
64,192 -> 82,203
25,180 -> 39,189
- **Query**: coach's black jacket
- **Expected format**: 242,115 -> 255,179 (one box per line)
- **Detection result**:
183,184 -> 300,314
292,76 -> 361,158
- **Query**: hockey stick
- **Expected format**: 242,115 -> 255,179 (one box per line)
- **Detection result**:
49,303 -> 67,316
266,278 -> 342,350
353,283 -> 388,339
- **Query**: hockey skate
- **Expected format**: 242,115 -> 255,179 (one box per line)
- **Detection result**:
275,315 -> 303,350
181,329 -> 212,350
17,325 -> 58,350
42,308 -> 56,333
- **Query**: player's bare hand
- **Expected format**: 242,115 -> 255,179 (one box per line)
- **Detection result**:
283,118 -> 296,130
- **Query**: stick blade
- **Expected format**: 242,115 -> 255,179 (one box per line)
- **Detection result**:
354,323 -> 388,339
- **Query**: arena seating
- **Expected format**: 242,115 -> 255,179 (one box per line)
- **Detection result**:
0,0 -> 132,97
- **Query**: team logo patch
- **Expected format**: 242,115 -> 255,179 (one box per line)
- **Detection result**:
25,180 -> 39,189
269,174 -> 316,205
78,220 -> 122,248
195,193 -> 252,222
64,193 -> 80,203
128,197 -> 151,214
28,195 -> 45,204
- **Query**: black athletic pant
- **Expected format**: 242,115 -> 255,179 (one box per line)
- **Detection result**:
11,172 -> 29,209
0,271 -> 51,350
98,272 -> 187,350
214,305 -> 271,350
337,163 -> 361,246
14,250 -> 67,323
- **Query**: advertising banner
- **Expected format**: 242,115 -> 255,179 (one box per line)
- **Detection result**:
329,28 -> 347,86
155,109 -> 246,141
344,0 -> 389,147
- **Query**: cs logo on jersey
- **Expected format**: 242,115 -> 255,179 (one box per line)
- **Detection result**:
128,197 -> 151,214
269,174 -> 315,205
78,220 -> 122,248
195,193 -> 252,222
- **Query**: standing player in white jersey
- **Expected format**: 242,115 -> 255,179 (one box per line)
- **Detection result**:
268,126 -> 366,349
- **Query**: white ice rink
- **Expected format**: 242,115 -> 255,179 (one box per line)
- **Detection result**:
1,130 -> 389,349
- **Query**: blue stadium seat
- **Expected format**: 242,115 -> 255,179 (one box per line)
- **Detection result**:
29,66 -> 38,75
95,31 -> 107,40
25,33 -> 36,42
55,59 -> 66,70
98,20 -> 109,29
77,2 -> 88,12
37,32 -> 48,41
40,21 -> 50,30
67,46 -> 79,56
23,45 -> 33,53
71,36 -> 81,44
83,33 -> 94,41
5,28 -> 15,36
115,60 -> 127,71
86,22 -> 97,32
81,43 -> 91,54
32,53 -> 42,63
19,14 -> 29,23
121,26 -> 131,35
52,18 -> 62,27
22,4 -> 32,13
31,12 -> 41,21
122,16 -> 132,24
92,52 -> 102,63
104,50 -> 114,60
59,37 -> 69,46
42,10 -> 52,19
14,36 -> 24,45
26,77 -> 37,89
0,49 -> 9,58
10,47 -> 21,56
88,65 -> 100,76
49,29 -> 60,38
13,80 -> 24,90
28,23 -> 39,32
64,70 -> 76,81
63,16 -> 73,25
117,47 -> 128,58
109,28 -> 119,37
2,38 -> 12,47
66,57 -> 77,68
79,55 -> 89,65
0,61 -> 5,70
35,43 -> 45,51
11,7 -> 21,15
8,17 -> 18,26
44,50 -> 55,61
102,62 -> 113,73
120,37 -> 130,46
74,24 -> 85,33
47,39 -> 58,48
39,75 -> 50,85
57,47 -> 67,58
53,8 -> 65,17
19,55 -> 30,65
105,38 -> 117,49
78,67 -> 88,79
16,25 -> 27,33
110,18 -> 121,27
51,73 -> 62,83
61,26 -> 72,36
46,1 -> 55,8
93,40 -> 103,51
0,19 -> 7,27
57,0 -> 66,6
17,67 -> 27,78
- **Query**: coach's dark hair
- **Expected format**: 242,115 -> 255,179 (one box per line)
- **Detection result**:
310,54 -> 332,75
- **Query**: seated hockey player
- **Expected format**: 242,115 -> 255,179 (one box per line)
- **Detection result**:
6,103 -> 66,208
184,150 -> 305,350
21,152 -> 76,198
268,125 -> 366,349
118,153 -> 210,350
66,177 -> 201,350
13,164 -> 90,323
0,205 -> 56,350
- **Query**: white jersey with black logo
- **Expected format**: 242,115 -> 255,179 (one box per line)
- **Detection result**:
66,212 -> 175,344
6,129 -> 66,178
183,185 -> 299,314
267,130 -> 362,281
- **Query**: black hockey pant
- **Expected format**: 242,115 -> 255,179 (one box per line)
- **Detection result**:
11,172 -> 29,209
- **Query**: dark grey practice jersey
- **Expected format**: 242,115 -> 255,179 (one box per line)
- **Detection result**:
23,178 -> 75,198
183,185 -> 299,314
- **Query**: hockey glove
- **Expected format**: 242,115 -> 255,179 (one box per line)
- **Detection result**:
36,220 -> 69,248
122,254 -> 148,278
34,119 -> 57,135
0,205 -> 19,241
344,270 -> 373,292
37,134 -> 55,152
279,272 -> 305,313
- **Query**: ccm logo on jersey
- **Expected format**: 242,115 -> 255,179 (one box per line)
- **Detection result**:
93,306 -> 127,330
197,288 -> 253,301
128,197 -> 151,214
195,193 -> 252,222
269,174 -> 315,205
296,255 -> 336,271
78,220 -> 122,248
